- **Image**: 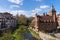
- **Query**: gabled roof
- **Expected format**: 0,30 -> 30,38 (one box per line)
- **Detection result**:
37,15 -> 54,22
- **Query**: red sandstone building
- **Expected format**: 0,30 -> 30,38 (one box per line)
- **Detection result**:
57,14 -> 60,26
30,6 -> 58,32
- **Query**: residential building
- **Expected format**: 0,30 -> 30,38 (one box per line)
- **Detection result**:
0,12 -> 17,30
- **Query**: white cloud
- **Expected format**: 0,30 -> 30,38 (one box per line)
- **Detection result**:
9,5 -> 20,9
31,5 -> 49,15
0,5 -> 50,17
8,10 -> 37,17
32,8 -> 41,13
9,10 -> 31,17
8,0 -> 23,5
32,6 -> 41,13
0,7 -> 10,12
0,7 -> 35,17
57,12 -> 60,15
40,5 -> 49,9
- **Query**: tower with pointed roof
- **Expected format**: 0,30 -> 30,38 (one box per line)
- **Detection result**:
49,5 -> 56,16
49,5 -> 56,22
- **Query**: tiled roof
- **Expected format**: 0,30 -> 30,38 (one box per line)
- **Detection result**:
37,15 -> 54,22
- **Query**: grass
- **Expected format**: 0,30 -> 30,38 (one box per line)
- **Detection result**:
12,25 -> 29,40
29,28 -> 42,40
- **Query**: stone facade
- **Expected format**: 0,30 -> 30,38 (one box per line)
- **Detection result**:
0,12 -> 17,30
31,5 -> 58,32
57,14 -> 60,26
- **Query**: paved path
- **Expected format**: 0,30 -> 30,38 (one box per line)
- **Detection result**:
55,33 -> 60,39
39,32 -> 60,40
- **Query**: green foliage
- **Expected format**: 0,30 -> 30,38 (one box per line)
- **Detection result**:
13,25 -> 29,40
0,25 -> 30,40
16,14 -> 34,26
40,30 -> 47,33
0,30 -> 13,40
0,14 -> 37,40
18,14 -> 28,25
49,33 -> 56,37
29,28 -> 42,40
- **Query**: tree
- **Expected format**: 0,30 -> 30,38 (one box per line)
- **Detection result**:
27,17 -> 34,25
13,25 -> 29,40
0,29 -> 13,40
15,13 -> 19,24
18,14 -> 28,25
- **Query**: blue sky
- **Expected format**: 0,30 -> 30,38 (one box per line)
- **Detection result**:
0,0 -> 60,17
